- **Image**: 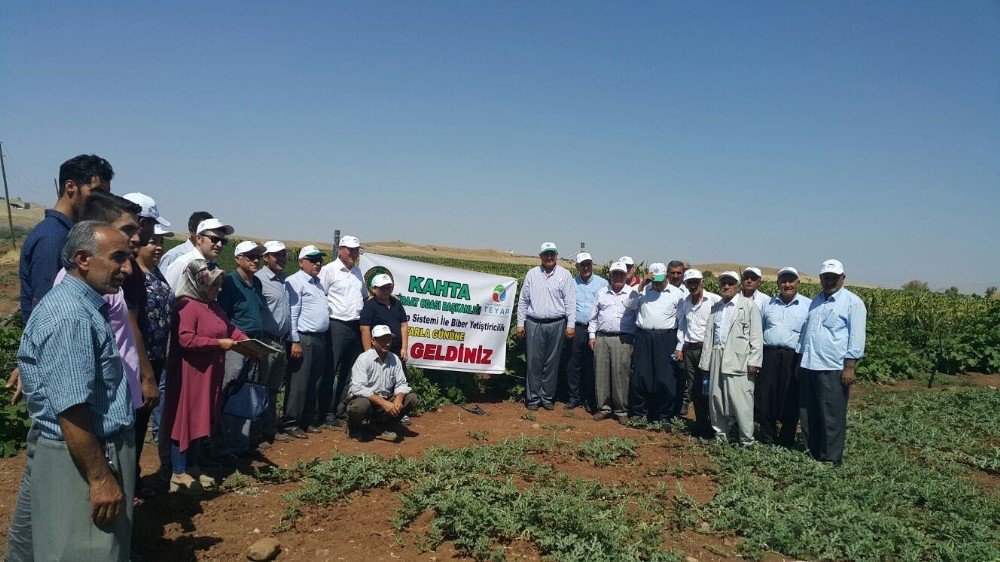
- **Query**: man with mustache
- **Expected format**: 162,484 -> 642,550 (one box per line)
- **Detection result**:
741,267 -> 771,315
17,221 -> 136,560
797,259 -> 867,465
282,245 -> 330,438
588,261 -> 638,424
675,269 -> 721,437
758,267 -> 811,447
700,271 -> 763,446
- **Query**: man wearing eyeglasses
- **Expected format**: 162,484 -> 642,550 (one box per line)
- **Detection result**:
282,245 -> 330,438
699,271 -> 763,447
215,241 -> 268,461
162,218 -> 234,289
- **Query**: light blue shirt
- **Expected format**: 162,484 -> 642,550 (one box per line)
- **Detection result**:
798,287 -> 867,371
285,270 -> 331,342
517,265 -> 576,327
574,274 -> 608,325
18,275 -> 134,440
256,267 -> 292,340
762,293 -> 811,349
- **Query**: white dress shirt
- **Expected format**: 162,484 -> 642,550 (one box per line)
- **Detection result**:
588,285 -> 639,336
676,290 -> 722,351
746,290 -> 770,316
319,258 -> 367,321
713,296 -> 739,346
635,284 -> 685,330
163,246 -> 207,289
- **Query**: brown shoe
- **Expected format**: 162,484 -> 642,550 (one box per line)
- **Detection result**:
616,414 -> 630,426
284,427 -> 308,439
272,433 -> 291,443
305,427 -> 323,434
592,411 -> 610,421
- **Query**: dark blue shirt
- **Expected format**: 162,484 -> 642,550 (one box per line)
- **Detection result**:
218,271 -> 266,337
19,209 -> 73,321
359,297 -> 408,355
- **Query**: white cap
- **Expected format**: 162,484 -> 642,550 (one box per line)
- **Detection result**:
196,218 -> 235,236
339,235 -> 360,248
263,241 -> 286,254
609,261 -> 627,273
234,241 -> 264,257
371,273 -> 394,288
743,266 -> 763,278
153,224 -> 174,237
683,269 -> 703,282
719,270 -> 740,282
539,242 -> 558,254
298,244 -> 325,260
777,266 -> 799,279
371,325 -> 392,338
619,256 -> 634,266
820,259 -> 844,275
122,192 -> 171,227
575,252 -> 592,264
648,262 -> 667,282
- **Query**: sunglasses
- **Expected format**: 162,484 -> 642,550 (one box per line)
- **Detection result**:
204,235 -> 228,246
719,280 -> 738,287
303,256 -> 323,263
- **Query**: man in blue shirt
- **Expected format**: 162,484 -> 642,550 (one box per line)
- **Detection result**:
757,267 -> 811,447
7,154 -> 113,562
559,252 -> 607,411
17,221 -> 135,560
797,259 -> 867,465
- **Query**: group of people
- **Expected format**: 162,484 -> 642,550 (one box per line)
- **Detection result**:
517,243 -> 867,461
7,154 -> 419,560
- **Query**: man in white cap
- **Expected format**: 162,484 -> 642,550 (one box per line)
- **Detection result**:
215,240 -> 268,460
516,242 -> 576,410
158,211 -> 213,272
675,269 -> 721,436
798,259 -> 867,465
163,217 -> 234,288
345,325 -> 419,441
588,261 -> 638,424
757,267 -> 811,447
318,235 -> 368,426
360,273 -> 409,362
620,256 -> 641,287
741,267 -> 771,315
629,262 -> 685,423
282,245 -> 330,438
699,271 -> 763,446
560,251 -> 607,411
254,241 -> 292,445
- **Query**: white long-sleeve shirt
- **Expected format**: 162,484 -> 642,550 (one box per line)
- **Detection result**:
348,349 -> 412,399
516,264 -> 576,327
319,258 -> 367,321
676,291 -> 722,351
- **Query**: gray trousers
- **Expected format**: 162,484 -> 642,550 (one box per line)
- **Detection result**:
524,318 -> 567,407
32,428 -> 136,562
593,333 -> 633,415
5,421 -> 40,561
799,368 -> 849,465
283,331 -> 327,430
706,346 -> 756,446
250,339 -> 288,443
217,350 -> 252,455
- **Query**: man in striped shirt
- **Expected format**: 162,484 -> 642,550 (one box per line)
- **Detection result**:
17,221 -> 136,561
516,242 -> 576,411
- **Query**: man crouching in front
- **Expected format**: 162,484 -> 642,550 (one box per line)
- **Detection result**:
345,325 -> 420,441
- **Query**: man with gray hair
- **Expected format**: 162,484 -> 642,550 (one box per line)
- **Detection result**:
516,242 -> 576,410
588,261 -> 638,424
16,221 -> 136,560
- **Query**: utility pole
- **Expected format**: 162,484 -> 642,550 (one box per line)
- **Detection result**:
0,143 -> 16,250
333,229 -> 341,250
54,178 -> 59,198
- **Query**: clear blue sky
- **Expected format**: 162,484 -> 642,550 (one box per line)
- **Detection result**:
2,2 -> 998,292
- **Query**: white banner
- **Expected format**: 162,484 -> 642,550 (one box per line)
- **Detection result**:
359,253 -> 518,374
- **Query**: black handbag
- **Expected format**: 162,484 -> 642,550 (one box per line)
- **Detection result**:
222,358 -> 269,420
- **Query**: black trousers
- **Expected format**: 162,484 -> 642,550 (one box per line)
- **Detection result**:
629,328 -> 678,422
682,346 -> 711,436
558,323 -> 593,407
133,357 -> 165,489
321,319 -> 362,421
799,368 -> 849,465
756,347 -> 801,446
